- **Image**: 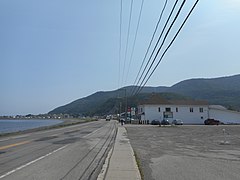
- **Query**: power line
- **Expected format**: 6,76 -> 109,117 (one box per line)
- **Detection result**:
125,0 -> 145,84
121,0 -> 134,86
132,0 -> 168,92
118,0 -> 123,94
135,0 -> 200,95
135,0 -> 186,94
132,0 -> 177,95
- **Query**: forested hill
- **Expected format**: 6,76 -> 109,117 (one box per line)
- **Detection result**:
167,74 -> 240,110
49,74 -> 240,116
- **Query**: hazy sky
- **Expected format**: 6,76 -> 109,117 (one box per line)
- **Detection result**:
1,0 -> 240,115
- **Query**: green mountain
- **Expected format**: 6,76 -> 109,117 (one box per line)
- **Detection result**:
167,74 -> 240,110
49,74 -> 240,116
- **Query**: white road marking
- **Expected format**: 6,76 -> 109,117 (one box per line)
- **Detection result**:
0,120 -> 106,178
0,145 -> 68,179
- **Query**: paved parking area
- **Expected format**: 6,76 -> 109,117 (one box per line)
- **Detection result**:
125,125 -> 240,180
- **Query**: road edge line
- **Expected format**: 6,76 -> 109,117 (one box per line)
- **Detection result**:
0,145 -> 68,179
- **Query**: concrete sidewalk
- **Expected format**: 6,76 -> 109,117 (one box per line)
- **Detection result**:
98,125 -> 141,180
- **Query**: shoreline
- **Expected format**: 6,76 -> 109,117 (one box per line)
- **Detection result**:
0,118 -> 97,137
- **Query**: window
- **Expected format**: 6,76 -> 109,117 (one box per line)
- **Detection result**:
158,107 -> 161,112
176,107 -> 178,112
199,108 -> 204,113
163,112 -> 173,118
165,108 -> 171,112
190,107 -> 193,112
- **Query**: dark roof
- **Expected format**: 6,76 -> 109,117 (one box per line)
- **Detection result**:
139,94 -> 208,106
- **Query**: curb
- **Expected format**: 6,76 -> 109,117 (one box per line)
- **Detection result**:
102,126 -> 142,180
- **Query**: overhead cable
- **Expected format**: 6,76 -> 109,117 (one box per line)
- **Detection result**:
121,0 -> 134,86
125,0 -> 145,84
135,0 -> 200,95
118,0 -> 123,95
135,0 -> 186,94
132,0 -> 178,94
131,0 -> 168,96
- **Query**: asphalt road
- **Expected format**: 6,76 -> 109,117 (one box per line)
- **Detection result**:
0,120 -> 117,180
126,125 -> 240,180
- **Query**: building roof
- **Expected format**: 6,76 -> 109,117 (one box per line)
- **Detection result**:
139,94 -> 208,106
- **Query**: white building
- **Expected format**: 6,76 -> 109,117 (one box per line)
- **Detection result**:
138,95 -> 240,124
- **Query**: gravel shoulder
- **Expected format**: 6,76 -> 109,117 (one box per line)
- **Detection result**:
126,125 -> 240,180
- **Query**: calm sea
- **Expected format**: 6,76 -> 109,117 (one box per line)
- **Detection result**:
0,119 -> 63,134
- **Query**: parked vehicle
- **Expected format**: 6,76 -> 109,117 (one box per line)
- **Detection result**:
126,117 -> 134,122
151,120 -> 160,125
161,119 -> 170,125
204,118 -> 223,125
172,119 -> 183,125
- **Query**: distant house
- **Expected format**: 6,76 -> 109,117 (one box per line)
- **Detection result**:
138,94 -> 240,124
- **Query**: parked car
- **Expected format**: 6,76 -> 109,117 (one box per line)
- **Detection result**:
161,119 -> 170,125
127,117 -> 134,122
172,119 -> 183,125
204,118 -> 223,125
151,120 -> 160,125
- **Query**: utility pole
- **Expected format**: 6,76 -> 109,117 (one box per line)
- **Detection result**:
119,101 -> 122,122
125,88 -> 127,123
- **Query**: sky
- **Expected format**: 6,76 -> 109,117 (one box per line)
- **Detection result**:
0,0 -> 240,116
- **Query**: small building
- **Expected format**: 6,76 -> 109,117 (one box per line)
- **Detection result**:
138,94 -> 240,124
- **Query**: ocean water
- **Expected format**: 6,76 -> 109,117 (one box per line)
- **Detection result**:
0,119 -> 63,134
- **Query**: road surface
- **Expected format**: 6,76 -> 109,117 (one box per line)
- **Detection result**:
0,120 -> 116,180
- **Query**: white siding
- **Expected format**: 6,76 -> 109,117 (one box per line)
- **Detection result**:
144,105 -> 162,121
139,104 -> 240,125
171,105 -> 208,124
139,104 -> 208,124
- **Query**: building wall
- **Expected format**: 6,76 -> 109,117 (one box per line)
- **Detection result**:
139,104 -> 208,124
209,108 -> 240,124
